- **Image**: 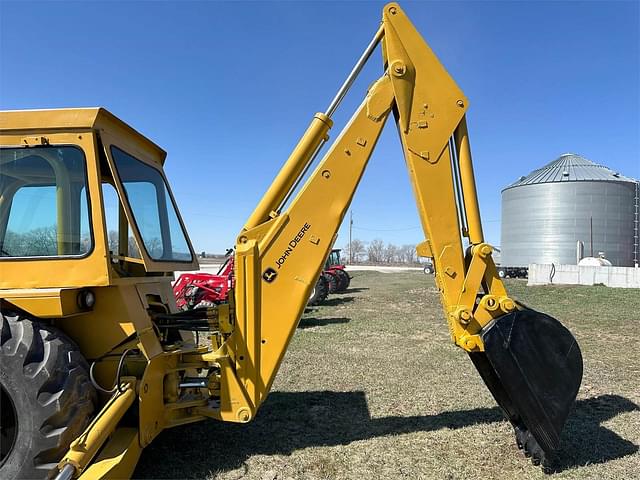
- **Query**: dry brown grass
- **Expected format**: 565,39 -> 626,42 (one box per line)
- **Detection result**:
135,272 -> 639,479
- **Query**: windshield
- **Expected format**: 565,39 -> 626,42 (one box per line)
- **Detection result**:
110,146 -> 192,262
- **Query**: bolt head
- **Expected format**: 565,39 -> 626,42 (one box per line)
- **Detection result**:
391,61 -> 406,77
237,408 -> 251,422
501,298 -> 515,312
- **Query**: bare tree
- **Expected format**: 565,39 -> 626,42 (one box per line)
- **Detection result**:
367,238 -> 385,263
2,230 -> 21,255
345,238 -> 365,263
128,236 -> 141,258
23,226 -> 57,256
3,226 -> 96,257
145,237 -> 163,259
107,230 -> 119,254
81,233 -> 92,254
383,243 -> 398,263
400,244 -> 417,264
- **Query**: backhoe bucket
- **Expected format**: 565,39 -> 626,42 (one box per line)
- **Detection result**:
469,309 -> 582,465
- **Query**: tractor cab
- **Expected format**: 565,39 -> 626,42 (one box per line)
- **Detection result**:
324,248 -> 342,269
0,108 -> 198,295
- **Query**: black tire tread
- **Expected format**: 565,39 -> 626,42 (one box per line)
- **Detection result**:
323,272 -> 338,294
308,275 -> 329,306
0,311 -> 96,479
334,269 -> 350,292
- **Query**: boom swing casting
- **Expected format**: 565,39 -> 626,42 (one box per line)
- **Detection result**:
0,4 -> 582,479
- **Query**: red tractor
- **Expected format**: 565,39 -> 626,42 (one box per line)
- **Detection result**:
173,252 -> 235,310
323,248 -> 351,293
173,251 -> 332,309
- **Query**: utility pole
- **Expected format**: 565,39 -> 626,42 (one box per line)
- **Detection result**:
349,210 -> 353,264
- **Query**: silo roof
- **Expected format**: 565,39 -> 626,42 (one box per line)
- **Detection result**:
503,153 -> 637,191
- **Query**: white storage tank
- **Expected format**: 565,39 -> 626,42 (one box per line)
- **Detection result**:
500,153 -> 638,268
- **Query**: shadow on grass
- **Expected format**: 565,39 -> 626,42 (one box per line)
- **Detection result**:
551,394 -> 639,472
343,287 -> 369,293
320,296 -> 355,307
298,317 -> 350,329
134,393 -> 638,478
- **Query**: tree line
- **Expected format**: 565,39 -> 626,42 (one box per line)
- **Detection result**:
1,227 -> 144,258
3,227 -> 420,266
343,238 -> 419,265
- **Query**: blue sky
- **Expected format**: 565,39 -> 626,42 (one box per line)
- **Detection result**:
1,0 -> 638,253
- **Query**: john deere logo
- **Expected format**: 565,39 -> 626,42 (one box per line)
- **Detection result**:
262,267 -> 278,283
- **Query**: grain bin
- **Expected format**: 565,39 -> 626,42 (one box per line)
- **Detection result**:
500,153 -> 638,268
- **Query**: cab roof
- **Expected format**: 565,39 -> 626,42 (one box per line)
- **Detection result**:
0,107 -> 167,164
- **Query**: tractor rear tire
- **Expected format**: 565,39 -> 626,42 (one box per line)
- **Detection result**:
0,312 -> 96,480
307,275 -> 329,306
334,269 -> 350,292
324,272 -> 338,294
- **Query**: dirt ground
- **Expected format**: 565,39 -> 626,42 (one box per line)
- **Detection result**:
135,271 -> 639,480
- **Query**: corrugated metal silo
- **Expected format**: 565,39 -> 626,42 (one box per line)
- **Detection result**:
500,153 -> 638,267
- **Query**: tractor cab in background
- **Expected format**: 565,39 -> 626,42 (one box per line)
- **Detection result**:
325,248 -> 342,269
323,248 -> 351,292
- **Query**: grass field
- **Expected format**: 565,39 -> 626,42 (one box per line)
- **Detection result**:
135,271 -> 639,479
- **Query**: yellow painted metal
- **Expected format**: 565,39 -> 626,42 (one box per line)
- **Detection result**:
415,240 -> 433,258
57,378 -> 136,477
449,243 -> 513,350
137,347 -> 215,446
54,281 -> 167,362
383,4 -> 468,323
78,428 -> 141,480
0,288 -> 87,318
0,108 -> 166,164
454,116 -> 484,244
196,347 -> 255,422
244,113 -> 333,230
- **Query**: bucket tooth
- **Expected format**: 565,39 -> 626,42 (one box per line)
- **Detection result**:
469,308 -> 582,463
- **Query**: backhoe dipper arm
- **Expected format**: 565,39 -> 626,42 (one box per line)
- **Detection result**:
218,3 -> 581,466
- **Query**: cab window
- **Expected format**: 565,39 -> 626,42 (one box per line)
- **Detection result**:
0,146 -> 92,258
110,146 -> 191,262
102,182 -> 141,259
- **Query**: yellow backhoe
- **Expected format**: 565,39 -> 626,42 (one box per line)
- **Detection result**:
0,3 -> 582,479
